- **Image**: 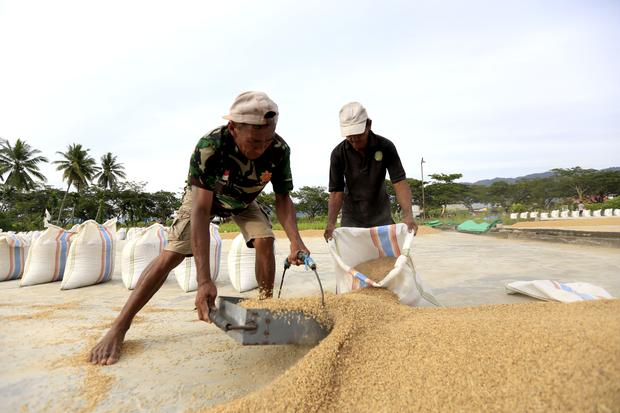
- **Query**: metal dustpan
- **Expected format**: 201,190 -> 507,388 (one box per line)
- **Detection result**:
209,296 -> 329,346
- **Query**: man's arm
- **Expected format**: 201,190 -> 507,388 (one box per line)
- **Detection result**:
275,192 -> 309,265
392,180 -> 418,234
324,191 -> 344,242
191,185 -> 218,322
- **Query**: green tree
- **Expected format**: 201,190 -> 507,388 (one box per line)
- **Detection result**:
509,181 -> 533,206
486,181 -> 513,212
0,185 -> 63,231
552,167 -> 597,201
385,178 -> 424,212
256,191 -> 276,217
526,177 -> 561,209
426,173 -> 467,216
460,184 -> 486,213
53,144 -> 100,224
293,186 -> 328,219
93,152 -> 126,221
0,138 -> 48,191
589,170 -> 620,201
149,190 -> 181,224
114,181 -> 152,225
71,188 -> 99,223
95,152 -> 126,189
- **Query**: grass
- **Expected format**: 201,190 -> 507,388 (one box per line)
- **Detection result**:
217,216 -> 328,233
214,212 -> 521,233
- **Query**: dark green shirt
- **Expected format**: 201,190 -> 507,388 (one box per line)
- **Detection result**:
188,126 -> 293,216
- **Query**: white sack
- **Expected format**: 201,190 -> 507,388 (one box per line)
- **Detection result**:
116,228 -> 127,240
20,225 -> 76,286
328,224 -> 438,307
506,280 -> 613,303
60,219 -> 116,290
0,233 -> 29,281
112,239 -> 126,279
126,227 -> 145,240
227,233 -> 263,293
174,224 -> 222,292
121,223 -> 168,290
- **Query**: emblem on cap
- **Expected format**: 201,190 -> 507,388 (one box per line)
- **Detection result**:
374,151 -> 383,161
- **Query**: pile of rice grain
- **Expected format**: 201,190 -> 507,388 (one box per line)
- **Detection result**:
355,256 -> 398,283
211,289 -> 620,412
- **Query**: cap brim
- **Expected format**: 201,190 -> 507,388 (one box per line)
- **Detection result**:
340,122 -> 366,137
222,114 -> 264,125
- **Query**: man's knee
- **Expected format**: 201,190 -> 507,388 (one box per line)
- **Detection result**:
252,237 -> 274,256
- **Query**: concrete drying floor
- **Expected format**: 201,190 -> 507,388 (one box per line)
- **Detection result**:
1,231 -> 619,412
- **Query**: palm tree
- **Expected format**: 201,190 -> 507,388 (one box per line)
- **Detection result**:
0,138 -> 49,191
53,144 -> 100,224
94,152 -> 126,221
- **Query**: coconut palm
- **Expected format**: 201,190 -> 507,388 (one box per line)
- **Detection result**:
53,144 -> 100,224
95,152 -> 126,190
94,152 -> 126,221
0,138 -> 49,191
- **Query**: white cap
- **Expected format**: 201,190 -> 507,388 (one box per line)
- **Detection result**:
223,91 -> 278,125
339,102 -> 368,137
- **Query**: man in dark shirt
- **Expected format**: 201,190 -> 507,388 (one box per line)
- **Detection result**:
324,102 -> 417,241
90,91 -> 310,365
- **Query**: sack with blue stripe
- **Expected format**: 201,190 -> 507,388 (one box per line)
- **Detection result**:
61,219 -> 117,290
328,224 -> 438,307
0,233 -> 30,281
20,224 -> 76,286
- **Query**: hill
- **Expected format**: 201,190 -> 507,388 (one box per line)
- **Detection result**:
472,167 -> 620,186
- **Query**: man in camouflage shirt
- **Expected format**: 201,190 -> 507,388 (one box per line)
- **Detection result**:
90,92 -> 310,365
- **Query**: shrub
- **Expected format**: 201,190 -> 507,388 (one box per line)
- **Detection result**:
509,203 -> 527,213
602,198 -> 620,209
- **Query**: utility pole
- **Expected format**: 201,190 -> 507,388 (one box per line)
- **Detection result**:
420,157 -> 426,219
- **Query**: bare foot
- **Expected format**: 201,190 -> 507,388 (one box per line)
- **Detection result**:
89,328 -> 126,365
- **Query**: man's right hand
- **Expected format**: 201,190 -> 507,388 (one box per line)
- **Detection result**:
195,280 -> 218,323
323,225 -> 335,242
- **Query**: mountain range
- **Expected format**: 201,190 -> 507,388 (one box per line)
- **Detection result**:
471,167 -> 620,186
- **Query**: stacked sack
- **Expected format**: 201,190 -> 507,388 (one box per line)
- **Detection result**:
174,223 -> 222,292
112,228 -> 127,279
20,224 -> 76,286
121,223 -> 168,290
0,233 -> 29,281
61,219 -> 116,290
126,227 -> 145,241
227,234 -> 278,292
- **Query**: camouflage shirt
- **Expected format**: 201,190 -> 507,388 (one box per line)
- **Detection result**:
188,126 -> 293,216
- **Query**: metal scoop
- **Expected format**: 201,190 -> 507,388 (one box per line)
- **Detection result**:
208,296 -> 329,345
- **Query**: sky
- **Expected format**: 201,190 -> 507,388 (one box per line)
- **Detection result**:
1,0 -> 619,194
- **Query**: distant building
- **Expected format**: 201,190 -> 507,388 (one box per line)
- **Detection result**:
412,205 -> 421,218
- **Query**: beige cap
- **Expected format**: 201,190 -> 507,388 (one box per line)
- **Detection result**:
339,101 -> 368,137
223,91 -> 278,125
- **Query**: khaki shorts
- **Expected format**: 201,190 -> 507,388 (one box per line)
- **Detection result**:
165,189 -> 274,256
